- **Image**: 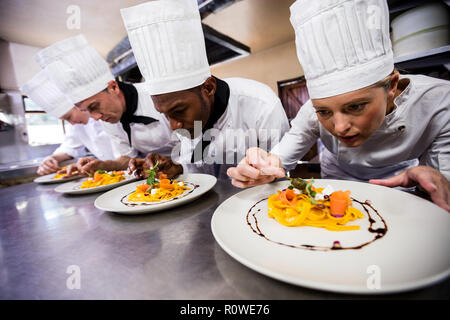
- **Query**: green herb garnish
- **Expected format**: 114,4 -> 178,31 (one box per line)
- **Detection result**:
145,160 -> 159,186
288,177 -> 318,205
95,170 -> 106,174
290,177 -> 307,191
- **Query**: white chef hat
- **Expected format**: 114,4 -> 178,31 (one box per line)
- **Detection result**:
20,69 -> 74,119
34,34 -> 114,103
290,0 -> 394,99
120,0 -> 211,95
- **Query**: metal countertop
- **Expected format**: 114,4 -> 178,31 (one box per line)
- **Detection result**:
0,179 -> 448,299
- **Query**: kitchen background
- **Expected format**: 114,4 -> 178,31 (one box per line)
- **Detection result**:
0,0 -> 449,187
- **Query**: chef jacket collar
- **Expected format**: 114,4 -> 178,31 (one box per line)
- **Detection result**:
191,77 -> 230,163
118,81 -> 158,144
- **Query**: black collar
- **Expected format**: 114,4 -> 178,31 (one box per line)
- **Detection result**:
118,81 -> 139,121
201,77 -> 230,134
118,81 -> 158,144
191,77 -> 230,163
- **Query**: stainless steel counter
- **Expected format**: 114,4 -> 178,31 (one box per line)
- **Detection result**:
0,179 -> 448,299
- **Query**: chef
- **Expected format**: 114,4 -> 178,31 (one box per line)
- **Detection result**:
227,0 -> 450,211
21,69 -> 115,175
120,0 -> 290,179
34,34 -> 174,175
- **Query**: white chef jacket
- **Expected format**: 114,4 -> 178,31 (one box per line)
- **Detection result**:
271,74 -> 450,181
53,117 -> 116,160
173,77 -> 290,178
100,82 -> 175,159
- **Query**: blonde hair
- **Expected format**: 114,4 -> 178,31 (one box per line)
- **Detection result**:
371,68 -> 398,91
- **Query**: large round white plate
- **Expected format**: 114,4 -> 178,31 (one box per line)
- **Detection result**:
94,173 -> 217,214
211,179 -> 450,294
54,173 -> 137,195
33,173 -> 85,184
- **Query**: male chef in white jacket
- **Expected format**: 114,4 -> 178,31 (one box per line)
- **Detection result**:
121,0 -> 290,179
21,69 -> 115,175
35,34 -> 174,175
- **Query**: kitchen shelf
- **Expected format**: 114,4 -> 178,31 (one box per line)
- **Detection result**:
394,45 -> 450,71
388,0 -> 432,14
388,1 -> 449,72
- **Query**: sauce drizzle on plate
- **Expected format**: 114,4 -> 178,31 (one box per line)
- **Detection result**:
246,197 -> 388,251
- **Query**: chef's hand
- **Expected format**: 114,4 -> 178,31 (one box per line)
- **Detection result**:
56,157 -> 89,177
37,155 -> 60,175
370,166 -> 450,212
128,153 -> 183,179
227,147 -> 285,188
77,157 -> 104,176
57,163 -> 80,177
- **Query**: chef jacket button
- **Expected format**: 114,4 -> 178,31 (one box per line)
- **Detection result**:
398,125 -> 405,132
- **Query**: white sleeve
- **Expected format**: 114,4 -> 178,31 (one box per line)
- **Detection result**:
100,121 -> 138,159
419,98 -> 450,180
270,100 -> 320,170
53,124 -> 86,158
255,98 -> 290,153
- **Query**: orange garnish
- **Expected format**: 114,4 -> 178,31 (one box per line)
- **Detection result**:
277,189 -> 297,206
329,190 -> 351,217
159,173 -> 168,180
137,184 -> 149,192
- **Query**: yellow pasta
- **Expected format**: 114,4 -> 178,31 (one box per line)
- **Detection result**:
53,172 -> 67,179
53,166 -> 68,179
267,182 -> 364,231
127,178 -> 190,202
80,171 -> 125,188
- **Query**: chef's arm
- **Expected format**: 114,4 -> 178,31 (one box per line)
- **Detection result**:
53,124 -> 88,159
255,98 -> 290,153
99,156 -> 131,171
52,153 -> 74,163
75,156 -> 131,175
370,166 -> 450,212
270,101 -> 320,171
371,116 -> 450,212
37,153 -> 74,175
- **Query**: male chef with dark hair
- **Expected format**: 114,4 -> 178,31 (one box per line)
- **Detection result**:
21,69 -> 115,175
35,34 -> 175,175
121,0 -> 290,179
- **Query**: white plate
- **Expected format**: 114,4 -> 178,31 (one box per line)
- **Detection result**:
33,173 -> 85,184
94,173 -> 217,214
54,173 -> 137,195
211,179 -> 450,294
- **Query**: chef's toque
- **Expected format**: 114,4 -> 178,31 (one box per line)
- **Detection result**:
290,0 -> 394,99
21,69 -> 74,118
34,34 -> 114,103
121,0 -> 211,95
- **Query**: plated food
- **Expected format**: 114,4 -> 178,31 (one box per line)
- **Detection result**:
125,162 -> 191,203
54,170 -> 136,195
94,173 -> 217,214
211,179 -> 450,294
127,176 -> 190,202
52,166 -> 81,180
80,170 -> 126,188
34,168 -> 84,184
53,172 -> 68,180
268,178 -> 364,231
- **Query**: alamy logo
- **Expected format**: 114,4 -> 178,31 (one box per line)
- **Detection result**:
66,5 -> 81,30
366,264 -> 381,290
66,265 -> 81,290
366,5 -> 382,30
170,121 -> 284,166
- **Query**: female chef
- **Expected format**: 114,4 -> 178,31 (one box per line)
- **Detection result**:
227,0 -> 450,211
